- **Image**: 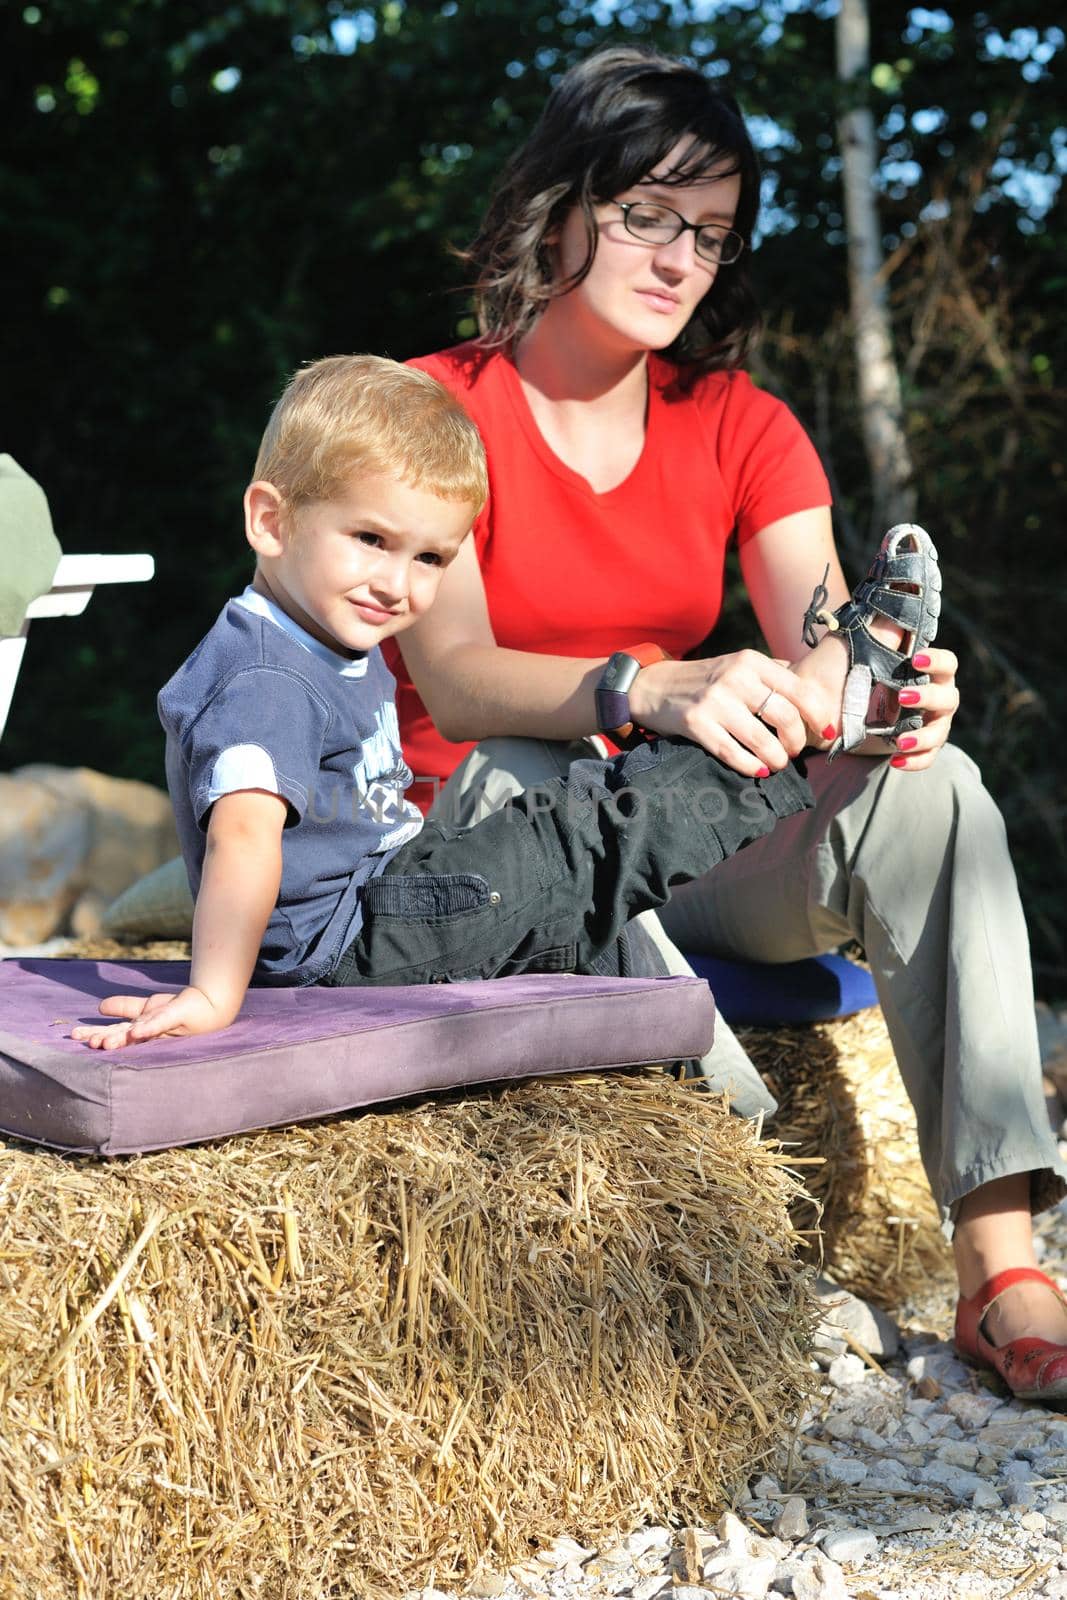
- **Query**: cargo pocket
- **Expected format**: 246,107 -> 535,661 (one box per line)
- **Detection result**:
362,872 -> 494,921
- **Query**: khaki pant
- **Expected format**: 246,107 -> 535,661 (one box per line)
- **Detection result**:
432,738 -> 1066,1230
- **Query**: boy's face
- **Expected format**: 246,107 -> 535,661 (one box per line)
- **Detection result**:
254,471 -> 474,656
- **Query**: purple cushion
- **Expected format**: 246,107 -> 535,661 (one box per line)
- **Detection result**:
0,960 -> 715,1156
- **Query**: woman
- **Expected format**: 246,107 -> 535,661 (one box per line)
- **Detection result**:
388,45 -> 1067,1400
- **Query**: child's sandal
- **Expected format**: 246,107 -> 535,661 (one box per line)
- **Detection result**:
803,523 -> 942,760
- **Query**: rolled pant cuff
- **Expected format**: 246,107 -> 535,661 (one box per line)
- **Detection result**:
940,1155 -> 1067,1240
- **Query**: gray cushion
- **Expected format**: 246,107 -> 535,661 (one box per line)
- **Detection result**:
101,857 -> 194,940
0,959 -> 716,1156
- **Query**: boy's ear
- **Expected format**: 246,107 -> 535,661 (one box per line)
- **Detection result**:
244,481 -> 287,558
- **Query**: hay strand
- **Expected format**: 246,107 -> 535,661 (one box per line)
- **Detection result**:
738,1008 -> 954,1307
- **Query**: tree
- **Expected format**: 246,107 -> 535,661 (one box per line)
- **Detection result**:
835,0 -> 915,530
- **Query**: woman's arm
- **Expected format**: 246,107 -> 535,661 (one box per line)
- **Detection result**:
740,506 -> 959,768
739,506 -> 850,661
72,790 -> 287,1049
399,523 -> 838,777
398,536 -> 607,743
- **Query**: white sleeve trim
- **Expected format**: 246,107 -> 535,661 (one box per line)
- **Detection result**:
207,744 -> 281,803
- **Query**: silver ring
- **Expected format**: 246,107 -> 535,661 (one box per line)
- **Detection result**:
755,689 -> 775,719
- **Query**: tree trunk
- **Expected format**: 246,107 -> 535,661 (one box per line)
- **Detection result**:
836,0 -> 916,530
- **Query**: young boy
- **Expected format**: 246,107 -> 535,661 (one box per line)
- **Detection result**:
74,354 -> 815,1050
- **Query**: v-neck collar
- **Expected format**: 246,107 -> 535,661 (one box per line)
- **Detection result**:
499,354 -> 663,501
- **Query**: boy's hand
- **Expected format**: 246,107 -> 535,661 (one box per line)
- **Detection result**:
72,985 -> 237,1050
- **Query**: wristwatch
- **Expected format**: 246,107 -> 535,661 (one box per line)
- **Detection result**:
594,643 -> 670,744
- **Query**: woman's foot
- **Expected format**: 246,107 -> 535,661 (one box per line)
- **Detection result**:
953,1174 -> 1067,1402
955,1268 -> 1067,1402
978,1274 -> 1067,1346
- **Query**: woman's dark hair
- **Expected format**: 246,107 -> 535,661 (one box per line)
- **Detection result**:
464,45 -> 762,379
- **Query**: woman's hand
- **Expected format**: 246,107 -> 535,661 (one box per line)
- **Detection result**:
885,646 -> 960,771
71,985 -> 238,1051
628,649 -> 838,777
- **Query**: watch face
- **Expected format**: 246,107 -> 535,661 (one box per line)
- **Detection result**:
605,652 -> 641,694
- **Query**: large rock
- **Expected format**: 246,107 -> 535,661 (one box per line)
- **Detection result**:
0,765 -> 178,944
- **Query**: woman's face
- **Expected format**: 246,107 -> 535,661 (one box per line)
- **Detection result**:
550,140 -> 742,356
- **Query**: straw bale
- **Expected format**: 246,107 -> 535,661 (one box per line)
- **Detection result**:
0,1068 -> 817,1600
738,1009 -> 953,1308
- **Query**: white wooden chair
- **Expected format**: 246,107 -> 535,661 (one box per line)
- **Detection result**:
0,553 -> 155,741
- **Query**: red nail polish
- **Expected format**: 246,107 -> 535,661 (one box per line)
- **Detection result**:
890,755 -> 909,768
898,689 -> 922,705
912,653 -> 931,669
822,724 -> 837,740
756,765 -> 771,778
896,735 -> 918,750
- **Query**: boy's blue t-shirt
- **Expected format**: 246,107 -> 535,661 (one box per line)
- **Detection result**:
158,587 -> 423,985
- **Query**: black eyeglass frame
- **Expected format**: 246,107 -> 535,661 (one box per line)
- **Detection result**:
613,201 -> 745,266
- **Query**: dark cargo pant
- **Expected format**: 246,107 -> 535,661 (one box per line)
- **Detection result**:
328,737 -> 811,988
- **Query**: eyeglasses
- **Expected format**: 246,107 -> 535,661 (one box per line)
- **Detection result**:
614,201 -> 745,266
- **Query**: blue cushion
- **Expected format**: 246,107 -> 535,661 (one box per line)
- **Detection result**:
685,952 -> 878,1026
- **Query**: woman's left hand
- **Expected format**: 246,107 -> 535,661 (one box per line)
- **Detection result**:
886,646 -> 960,771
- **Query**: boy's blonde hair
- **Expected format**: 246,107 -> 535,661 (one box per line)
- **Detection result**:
252,354 -> 488,513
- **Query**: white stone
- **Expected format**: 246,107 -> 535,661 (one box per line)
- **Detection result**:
1043,1500 -> 1067,1528
631,1576 -> 670,1600
826,1353 -> 867,1388
971,1482 -> 1002,1510
869,1512 -> 942,1536
717,1511 -> 752,1554
813,1277 -> 900,1360
625,1528 -> 670,1558
979,1422 -> 1049,1453
936,1439 -> 980,1469
554,1534 -> 596,1559
702,1553 -> 777,1599
506,1564 -> 547,1591
752,1473 -> 782,1500
921,1461 -> 989,1500
791,1553 -> 849,1600
1020,1510 -> 1048,1534
818,1454 -> 869,1486
944,1391 -> 1004,1428
853,1425 -> 891,1452
773,1498 -> 809,1541
820,1530 -> 877,1568
466,1576 -> 508,1598
871,1458 -> 914,1489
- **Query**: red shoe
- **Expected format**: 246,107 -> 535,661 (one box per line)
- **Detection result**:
954,1266 -> 1067,1403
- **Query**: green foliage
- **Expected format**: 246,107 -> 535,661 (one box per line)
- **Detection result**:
1,0 -> 1063,983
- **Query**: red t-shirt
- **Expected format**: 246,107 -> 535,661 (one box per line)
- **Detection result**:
387,342 -> 831,813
